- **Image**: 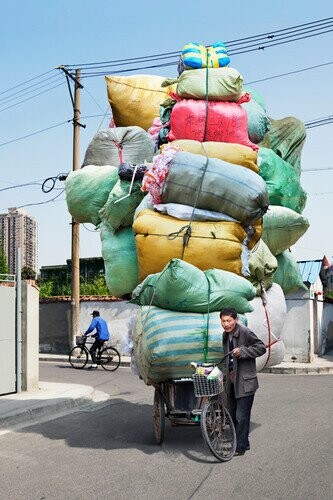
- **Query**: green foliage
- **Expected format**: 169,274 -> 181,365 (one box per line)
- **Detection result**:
39,275 -> 110,298
21,266 -> 36,280
0,247 -> 8,274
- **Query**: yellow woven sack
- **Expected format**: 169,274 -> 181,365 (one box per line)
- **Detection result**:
133,209 -> 261,281
162,140 -> 258,173
105,75 -> 174,131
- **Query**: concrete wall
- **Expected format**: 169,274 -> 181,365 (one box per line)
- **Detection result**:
21,281 -> 39,391
40,300 -> 140,354
0,285 -> 16,395
281,289 -> 311,362
321,302 -> 333,354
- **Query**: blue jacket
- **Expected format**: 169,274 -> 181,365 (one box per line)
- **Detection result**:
85,317 -> 110,341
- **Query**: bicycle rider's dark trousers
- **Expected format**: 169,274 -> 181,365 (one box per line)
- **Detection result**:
227,383 -> 254,452
90,339 -> 104,364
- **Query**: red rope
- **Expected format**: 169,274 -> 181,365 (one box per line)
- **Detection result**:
262,300 -> 272,369
113,140 -> 123,164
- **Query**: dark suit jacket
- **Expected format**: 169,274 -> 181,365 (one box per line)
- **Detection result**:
222,323 -> 266,399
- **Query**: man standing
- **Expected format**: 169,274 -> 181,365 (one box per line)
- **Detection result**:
220,307 -> 266,456
84,310 -> 110,369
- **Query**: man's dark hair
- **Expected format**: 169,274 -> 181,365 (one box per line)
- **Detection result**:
92,310 -> 100,317
219,308 -> 238,319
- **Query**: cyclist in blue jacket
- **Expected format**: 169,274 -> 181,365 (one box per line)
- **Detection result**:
84,310 -> 110,369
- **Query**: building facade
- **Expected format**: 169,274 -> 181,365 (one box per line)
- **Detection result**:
0,207 -> 38,275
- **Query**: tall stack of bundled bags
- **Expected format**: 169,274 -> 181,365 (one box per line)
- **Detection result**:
66,41 -> 309,384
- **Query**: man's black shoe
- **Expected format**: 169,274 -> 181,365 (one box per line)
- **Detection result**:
234,450 -> 245,456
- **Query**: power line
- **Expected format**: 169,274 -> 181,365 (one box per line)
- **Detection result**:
0,81 -> 65,114
245,60 -> 333,85
0,69 -> 55,96
65,17 -> 333,69
0,73 -> 61,105
0,114 -> 109,148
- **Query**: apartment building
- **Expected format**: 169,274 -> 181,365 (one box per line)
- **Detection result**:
0,207 -> 38,275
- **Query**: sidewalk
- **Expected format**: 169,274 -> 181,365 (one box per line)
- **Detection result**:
0,381 -> 110,435
1,354 -> 332,434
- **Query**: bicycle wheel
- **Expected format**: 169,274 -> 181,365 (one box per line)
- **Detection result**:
69,346 -> 89,369
201,399 -> 236,462
99,347 -> 121,371
153,388 -> 165,445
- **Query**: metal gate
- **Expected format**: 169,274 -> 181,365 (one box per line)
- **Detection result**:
0,276 -> 16,395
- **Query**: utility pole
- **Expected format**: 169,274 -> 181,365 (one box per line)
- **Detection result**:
71,69 -> 81,346
58,66 -> 85,345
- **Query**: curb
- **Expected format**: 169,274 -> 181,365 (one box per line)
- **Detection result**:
0,383 -> 109,432
39,355 -> 333,375
39,354 -> 131,367
262,365 -> 333,375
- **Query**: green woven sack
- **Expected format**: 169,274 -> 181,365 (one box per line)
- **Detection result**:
133,305 -> 247,384
258,147 -> 307,213
243,87 -> 266,111
259,117 -> 306,176
273,251 -> 307,294
176,67 -> 244,102
261,206 -> 309,256
131,258 -> 256,313
99,180 -> 146,232
100,223 -> 139,297
66,165 -> 118,226
248,239 -> 278,295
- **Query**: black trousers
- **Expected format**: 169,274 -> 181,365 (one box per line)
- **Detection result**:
90,339 -> 104,364
227,383 -> 254,452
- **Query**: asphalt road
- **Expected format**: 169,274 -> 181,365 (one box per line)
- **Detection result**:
0,362 -> 332,500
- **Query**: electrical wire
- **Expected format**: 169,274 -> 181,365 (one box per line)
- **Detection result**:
0,69 -> 55,96
0,114 -> 110,149
0,81 -> 65,114
0,73 -> 62,105
245,60 -> 333,85
65,17 -> 333,68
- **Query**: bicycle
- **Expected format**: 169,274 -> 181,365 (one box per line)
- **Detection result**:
69,335 -> 121,371
152,353 -> 236,462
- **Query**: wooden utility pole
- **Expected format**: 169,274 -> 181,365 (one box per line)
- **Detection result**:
71,69 -> 82,345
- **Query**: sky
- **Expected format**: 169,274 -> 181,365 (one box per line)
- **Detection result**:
0,0 -> 333,268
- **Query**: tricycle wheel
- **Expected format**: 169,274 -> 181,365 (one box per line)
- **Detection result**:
201,400 -> 236,462
153,388 -> 165,445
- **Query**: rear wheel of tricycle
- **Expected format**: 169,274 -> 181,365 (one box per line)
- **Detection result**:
153,388 -> 165,445
201,400 -> 236,462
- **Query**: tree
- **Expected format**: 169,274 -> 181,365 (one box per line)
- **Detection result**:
21,266 -> 36,280
0,247 -> 8,274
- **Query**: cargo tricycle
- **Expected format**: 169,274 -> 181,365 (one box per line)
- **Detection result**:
152,356 -> 236,462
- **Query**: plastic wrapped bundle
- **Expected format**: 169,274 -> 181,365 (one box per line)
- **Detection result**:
178,41 -> 230,72
82,127 -> 154,167
259,117 -> 306,175
105,74 -> 176,130
258,147 -> 307,213
99,178 -> 146,232
248,239 -> 278,295
133,209 -> 262,281
176,67 -> 244,102
133,306 -> 224,384
246,283 -> 287,370
100,223 -> 139,297
160,151 -> 268,225
241,99 -> 270,143
65,165 -> 118,226
165,140 -> 258,172
131,258 -> 256,313
273,250 -> 307,294
167,98 -> 259,151
261,206 -> 309,255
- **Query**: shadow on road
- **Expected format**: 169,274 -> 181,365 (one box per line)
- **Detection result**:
16,396 -> 261,463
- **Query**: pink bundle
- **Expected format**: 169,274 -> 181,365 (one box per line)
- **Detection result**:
167,96 -> 258,152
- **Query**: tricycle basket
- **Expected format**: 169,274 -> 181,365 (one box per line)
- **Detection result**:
192,374 -> 223,397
